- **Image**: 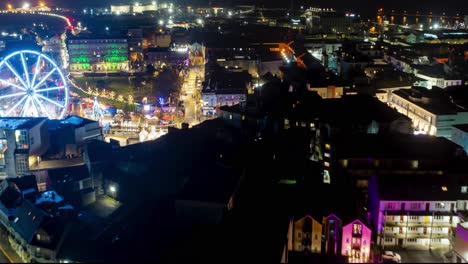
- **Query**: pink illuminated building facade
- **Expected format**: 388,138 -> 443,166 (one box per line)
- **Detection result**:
341,219 -> 372,262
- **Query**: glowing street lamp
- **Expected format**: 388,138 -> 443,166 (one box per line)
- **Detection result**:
22,2 -> 30,9
7,4 -> 13,10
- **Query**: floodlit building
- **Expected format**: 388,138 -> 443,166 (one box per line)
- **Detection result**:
387,87 -> 468,138
287,215 -> 323,253
453,222 -> 468,263
201,70 -> 250,116
341,219 -> 372,262
67,37 -> 129,72
369,174 -> 468,250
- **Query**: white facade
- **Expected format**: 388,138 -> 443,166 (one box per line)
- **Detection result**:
202,93 -> 246,116
414,71 -> 463,89
388,92 -> 468,139
377,200 -> 465,250
451,126 -> 468,154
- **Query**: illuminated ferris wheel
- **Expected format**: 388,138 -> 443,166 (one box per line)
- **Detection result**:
0,50 -> 69,119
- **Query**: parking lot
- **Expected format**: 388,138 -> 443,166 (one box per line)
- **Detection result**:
392,249 -> 450,263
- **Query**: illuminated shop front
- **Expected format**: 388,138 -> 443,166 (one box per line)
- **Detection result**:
68,38 -> 129,72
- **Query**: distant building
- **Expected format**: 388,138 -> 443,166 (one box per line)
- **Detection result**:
201,70 -> 251,116
451,124 -> 468,154
110,3 -> 158,14
67,37 -> 129,72
341,219 -> 372,262
387,87 -> 468,138
307,84 -> 344,99
413,66 -> 463,89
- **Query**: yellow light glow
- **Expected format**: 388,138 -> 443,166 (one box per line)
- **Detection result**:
442,186 -> 448,191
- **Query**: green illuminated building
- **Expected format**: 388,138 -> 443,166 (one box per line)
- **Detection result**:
67,38 -> 129,72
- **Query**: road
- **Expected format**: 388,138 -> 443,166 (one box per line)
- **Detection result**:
181,68 -> 201,127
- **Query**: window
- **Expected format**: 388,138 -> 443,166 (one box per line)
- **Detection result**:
410,216 -> 418,220
432,238 -> 441,243
386,203 -> 396,210
15,154 -> 29,175
462,186 -> 468,194
407,238 -> 416,243
15,130 -> 28,149
298,232 -> 301,238
384,238 -> 393,242
410,203 -> 421,210
409,227 -> 417,231
434,216 -> 444,220
353,224 -> 362,235
346,238 -> 349,243
315,234 -> 318,240
435,203 -> 445,209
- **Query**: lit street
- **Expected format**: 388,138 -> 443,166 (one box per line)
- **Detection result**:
181,68 -> 201,127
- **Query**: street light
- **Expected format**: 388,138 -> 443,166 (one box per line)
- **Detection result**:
22,2 -> 30,9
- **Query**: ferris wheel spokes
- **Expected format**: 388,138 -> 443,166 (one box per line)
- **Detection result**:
20,52 -> 31,88
36,86 -> 65,93
0,79 -> 27,91
33,96 -> 52,119
0,91 -> 26,100
4,60 -> 28,90
35,93 -> 65,108
31,56 -> 41,89
33,68 -> 57,91
5,95 -> 28,116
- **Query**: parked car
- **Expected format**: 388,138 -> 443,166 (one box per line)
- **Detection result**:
382,251 -> 401,263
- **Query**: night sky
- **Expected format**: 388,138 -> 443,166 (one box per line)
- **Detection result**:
15,0 -> 468,16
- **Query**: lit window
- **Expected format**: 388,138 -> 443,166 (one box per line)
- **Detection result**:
441,186 -> 448,191
325,143 -> 331,149
324,161 -> 330,167
461,186 -> 468,193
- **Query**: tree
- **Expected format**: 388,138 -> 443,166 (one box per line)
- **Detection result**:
117,95 -> 125,102
109,91 -> 116,100
97,79 -> 106,89
127,95 -> 134,105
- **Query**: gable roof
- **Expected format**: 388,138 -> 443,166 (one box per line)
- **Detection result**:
11,200 -> 47,243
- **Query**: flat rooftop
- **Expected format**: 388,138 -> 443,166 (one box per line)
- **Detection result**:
30,157 -> 84,171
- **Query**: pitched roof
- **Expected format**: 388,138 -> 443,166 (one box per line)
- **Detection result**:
11,200 -> 47,243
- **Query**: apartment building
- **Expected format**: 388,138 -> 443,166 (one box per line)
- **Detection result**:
369,174 -> 468,250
